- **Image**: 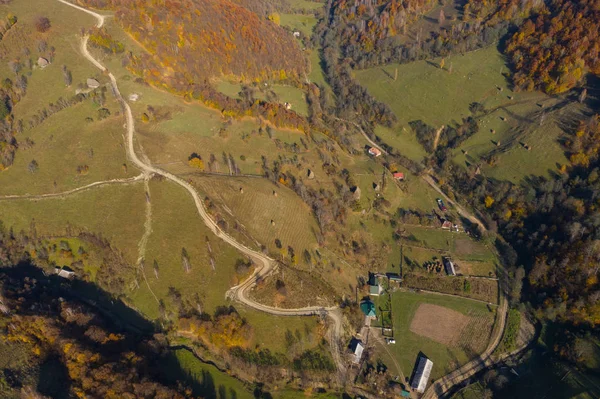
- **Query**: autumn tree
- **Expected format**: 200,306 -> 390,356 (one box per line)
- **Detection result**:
34,16 -> 51,33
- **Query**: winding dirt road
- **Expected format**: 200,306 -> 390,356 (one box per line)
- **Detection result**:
59,0 -> 346,377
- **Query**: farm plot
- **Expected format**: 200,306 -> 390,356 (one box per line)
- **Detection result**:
409,304 -> 469,346
403,274 -> 498,304
389,291 -> 495,380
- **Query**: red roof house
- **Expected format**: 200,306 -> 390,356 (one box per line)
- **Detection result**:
393,172 -> 405,180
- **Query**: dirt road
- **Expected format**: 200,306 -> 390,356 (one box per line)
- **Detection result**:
0,174 -> 144,201
59,0 -> 346,377
421,174 -> 487,232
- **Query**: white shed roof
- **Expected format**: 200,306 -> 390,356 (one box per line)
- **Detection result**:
411,357 -> 433,393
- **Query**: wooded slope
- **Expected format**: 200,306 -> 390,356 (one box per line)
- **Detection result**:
78,0 -> 306,83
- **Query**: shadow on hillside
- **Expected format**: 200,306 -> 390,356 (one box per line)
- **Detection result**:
0,263 -> 227,399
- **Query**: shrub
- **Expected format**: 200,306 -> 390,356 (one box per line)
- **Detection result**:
34,16 -> 51,33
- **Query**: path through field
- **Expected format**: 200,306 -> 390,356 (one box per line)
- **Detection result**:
57,0 -> 347,381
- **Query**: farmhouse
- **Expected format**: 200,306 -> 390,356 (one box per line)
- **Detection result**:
443,257 -> 456,276
393,172 -> 405,181
441,220 -> 453,230
37,57 -> 49,68
349,339 -> 364,364
54,266 -> 75,279
411,356 -> 433,393
360,300 -> 376,318
368,147 -> 382,157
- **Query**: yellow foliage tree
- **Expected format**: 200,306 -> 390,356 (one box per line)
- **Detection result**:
188,155 -> 204,170
268,13 -> 280,25
485,196 -> 495,208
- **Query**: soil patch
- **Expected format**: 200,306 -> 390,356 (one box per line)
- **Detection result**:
409,303 -> 469,346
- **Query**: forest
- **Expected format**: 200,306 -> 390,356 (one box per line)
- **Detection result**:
78,0 -> 306,82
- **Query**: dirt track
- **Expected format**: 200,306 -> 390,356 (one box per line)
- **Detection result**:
58,0 -> 346,379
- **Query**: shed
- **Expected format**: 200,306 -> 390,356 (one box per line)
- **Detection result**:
293,31 -> 301,38
37,57 -> 49,68
372,182 -> 380,192
307,169 -> 315,179
87,78 -> 100,89
411,356 -> 433,393
368,147 -> 382,157
349,339 -> 364,364
443,257 -> 456,276
360,300 -> 376,318
54,266 -> 75,279
441,220 -> 452,230
393,172 -> 405,181
369,284 -> 383,296
284,102 -> 292,110
386,272 -> 402,282
128,93 -> 140,102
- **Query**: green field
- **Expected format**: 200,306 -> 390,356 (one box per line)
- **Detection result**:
0,183 -> 146,265
288,0 -> 324,10
129,179 -> 244,318
280,13 -> 317,37
191,175 -> 319,257
387,291 -> 495,381
168,348 -> 253,399
0,105 -> 135,195
308,48 -> 329,88
355,45 -> 568,182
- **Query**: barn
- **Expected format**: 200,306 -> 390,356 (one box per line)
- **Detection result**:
411,356 -> 433,393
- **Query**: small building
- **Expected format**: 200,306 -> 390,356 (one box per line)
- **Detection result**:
54,266 -> 75,279
87,78 -> 100,89
307,169 -> 315,179
284,102 -> 292,110
411,356 -> 433,393
386,272 -> 402,282
441,220 -> 453,230
360,300 -> 376,318
393,172 -> 405,181
443,257 -> 456,276
369,283 -> 383,296
349,339 -> 364,364
37,57 -> 49,68
373,182 -> 380,192
128,93 -> 140,102
368,147 -> 382,157
293,31 -> 300,38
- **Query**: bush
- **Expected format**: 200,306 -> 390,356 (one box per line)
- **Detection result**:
34,16 -> 51,33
